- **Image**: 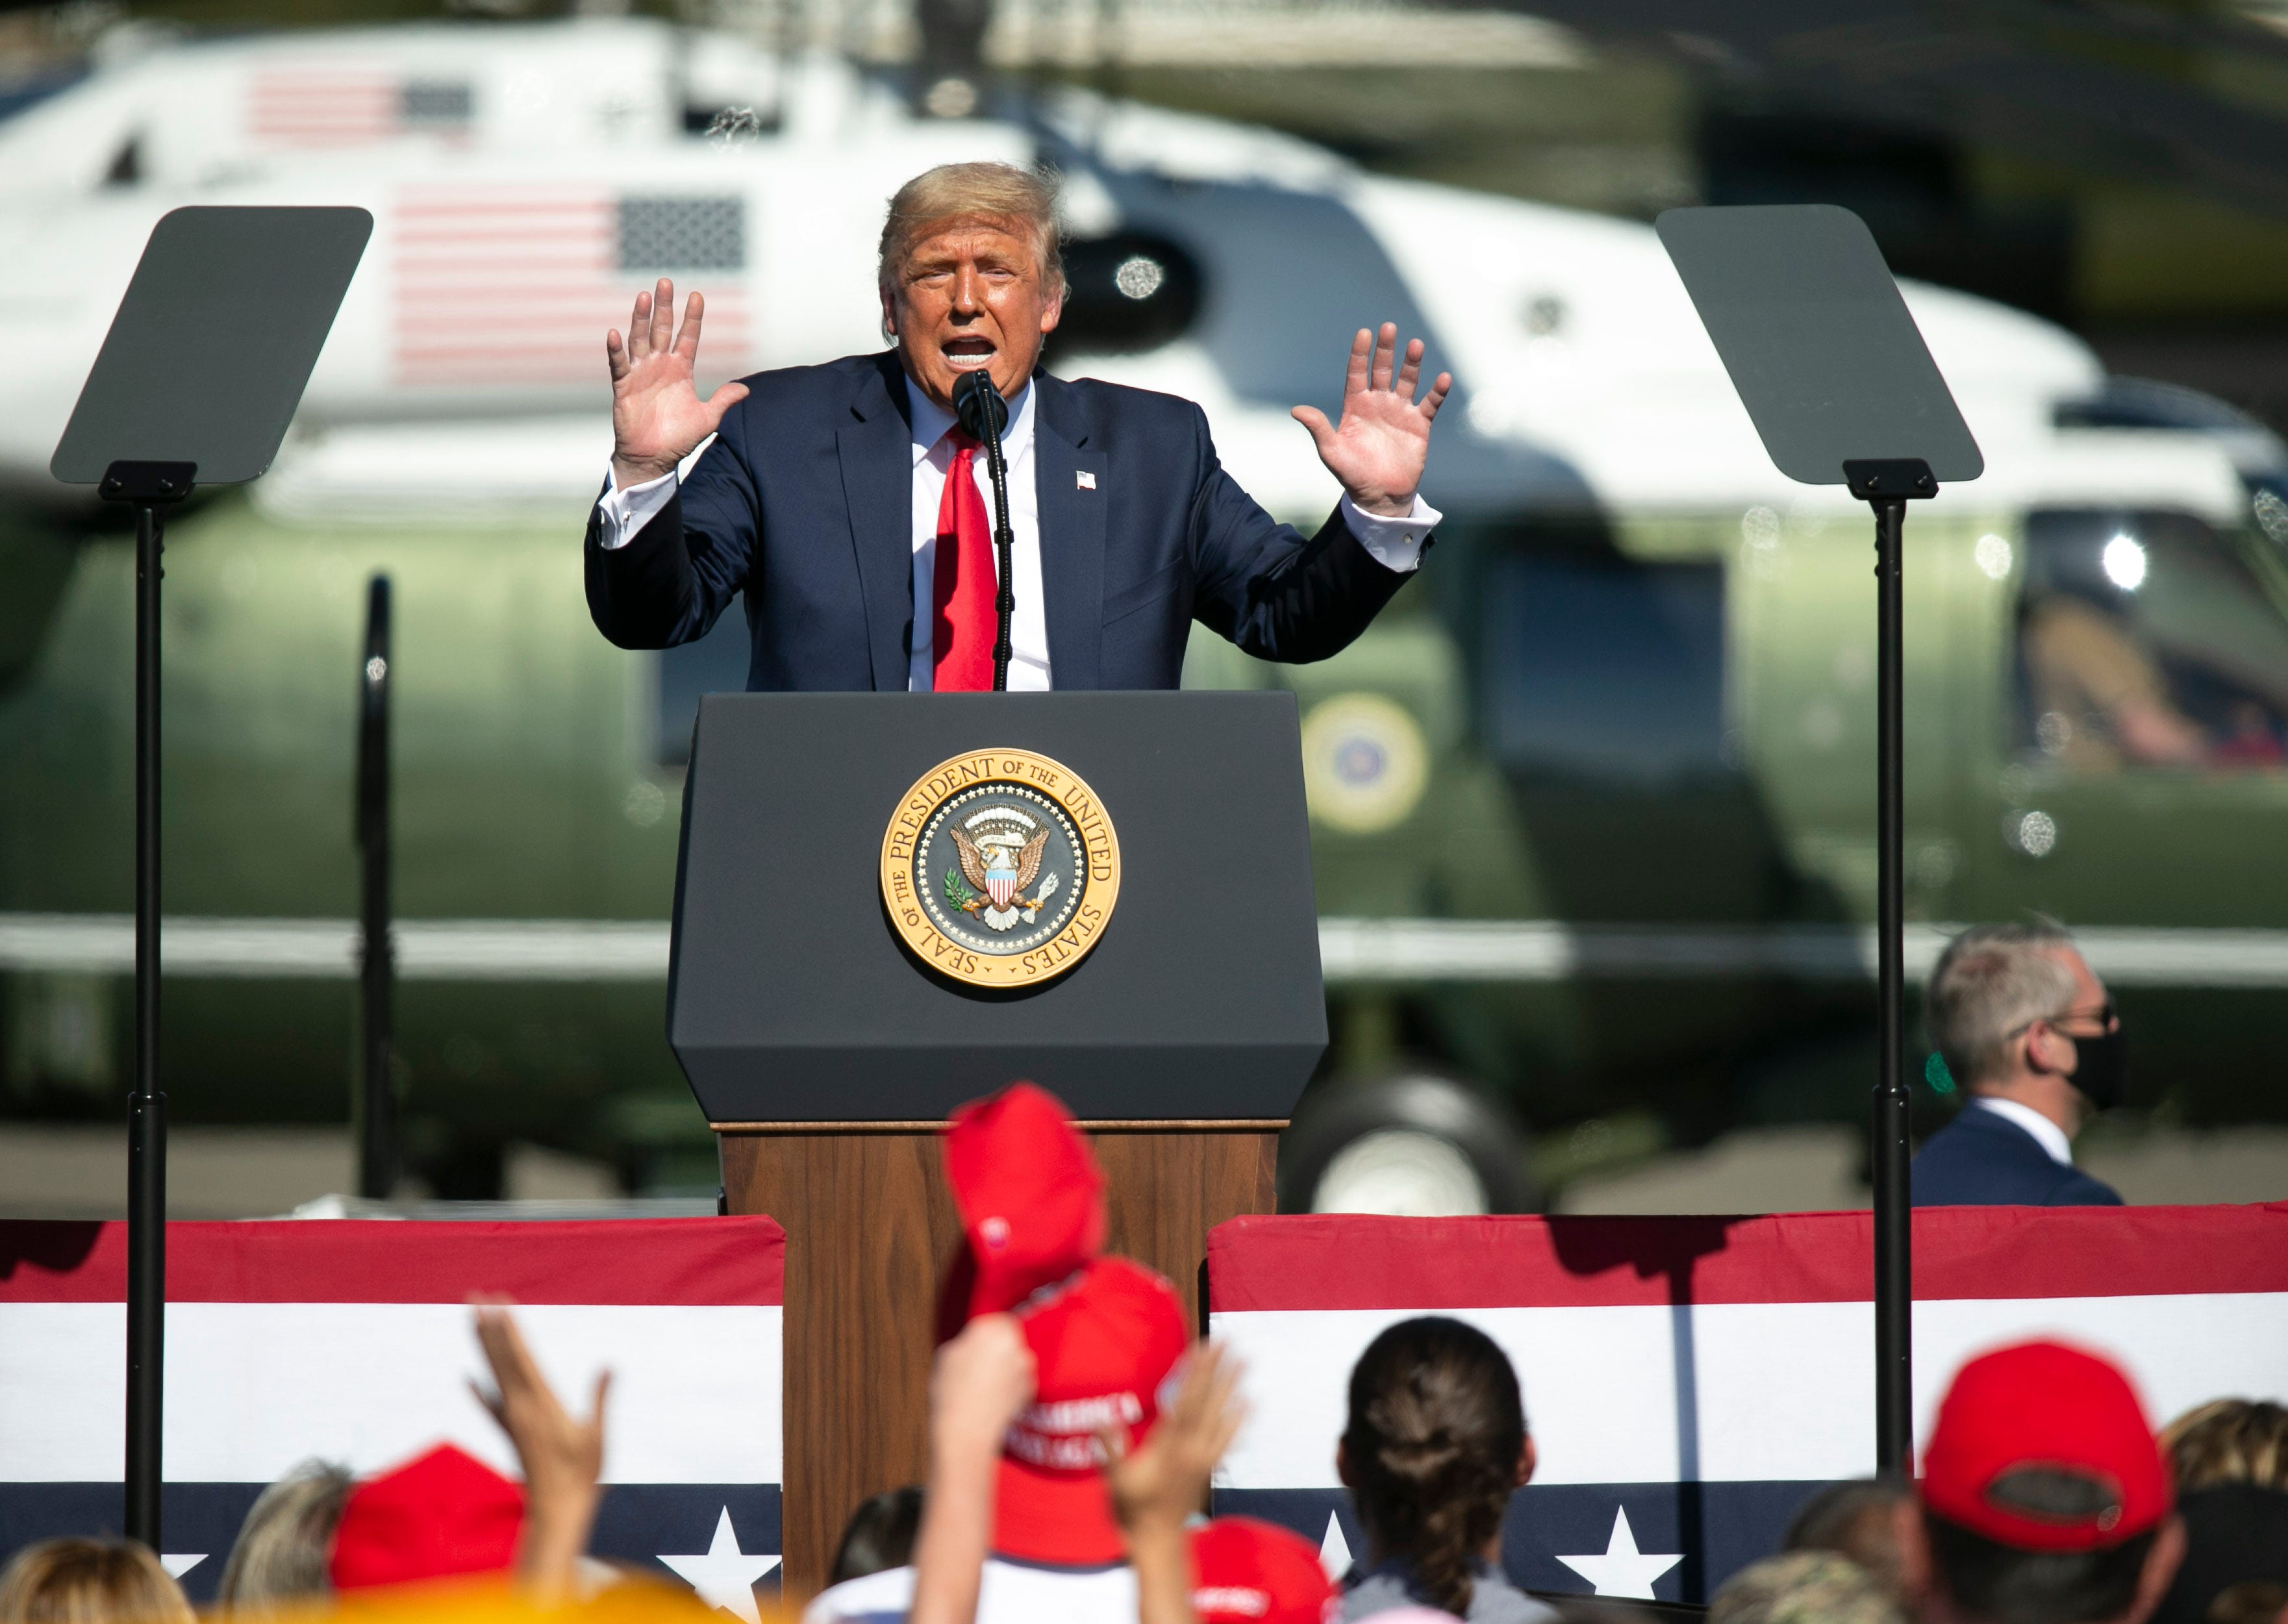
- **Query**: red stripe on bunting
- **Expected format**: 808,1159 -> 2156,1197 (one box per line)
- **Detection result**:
0,1218 -> 783,1306
1207,1204 -> 2288,1312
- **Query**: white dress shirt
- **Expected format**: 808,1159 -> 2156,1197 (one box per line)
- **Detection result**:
1973,1095 -> 2074,1166
904,375 -> 1050,690
595,371 -> 1443,689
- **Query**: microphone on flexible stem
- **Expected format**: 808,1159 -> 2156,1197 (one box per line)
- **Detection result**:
952,368 -> 1016,692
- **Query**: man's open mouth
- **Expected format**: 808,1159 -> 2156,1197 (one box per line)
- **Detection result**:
943,338 -> 996,372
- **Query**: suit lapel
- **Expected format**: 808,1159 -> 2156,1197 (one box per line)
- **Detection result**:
1033,375 -> 1107,691
836,353 -> 918,692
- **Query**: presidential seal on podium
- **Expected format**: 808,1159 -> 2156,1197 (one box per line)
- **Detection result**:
881,748 -> 1122,988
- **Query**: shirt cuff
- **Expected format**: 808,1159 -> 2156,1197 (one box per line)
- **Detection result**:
1339,492 -> 1441,573
596,466 -> 679,551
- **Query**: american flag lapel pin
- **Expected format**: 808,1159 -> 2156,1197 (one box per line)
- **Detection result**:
1076,469 -> 1097,490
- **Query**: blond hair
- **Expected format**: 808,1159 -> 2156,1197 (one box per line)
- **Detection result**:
2163,1398 -> 2288,1493
1711,1551 -> 1904,1624
0,1540 -> 192,1624
877,162 -> 1063,299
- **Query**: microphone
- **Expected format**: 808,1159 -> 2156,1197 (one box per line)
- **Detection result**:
952,370 -> 1016,692
951,368 -> 1009,441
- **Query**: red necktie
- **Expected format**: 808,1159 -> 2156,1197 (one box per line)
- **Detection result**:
931,430 -> 998,692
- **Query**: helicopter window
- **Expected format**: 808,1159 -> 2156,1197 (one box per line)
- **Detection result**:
2017,510 -> 2288,773
103,135 -> 139,187
685,104 -> 780,138
618,196 -> 746,274
656,603 -> 751,769
1044,233 -> 1203,360
400,81 -> 473,128
1479,550 -> 1727,783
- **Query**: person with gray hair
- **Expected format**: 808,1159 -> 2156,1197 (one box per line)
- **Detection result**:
1911,921 -> 2126,1206
214,1459 -> 353,1612
1787,1478 -> 1911,1596
586,158 -> 1453,692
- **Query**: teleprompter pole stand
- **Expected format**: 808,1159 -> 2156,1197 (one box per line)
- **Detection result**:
1657,200 -> 1981,1475
49,203 -> 372,1551
100,457 -> 195,1547
356,577 -> 396,1199
1846,455 -> 1937,1473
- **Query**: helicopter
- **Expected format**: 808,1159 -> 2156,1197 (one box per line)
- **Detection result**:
1,16 -> 2280,1208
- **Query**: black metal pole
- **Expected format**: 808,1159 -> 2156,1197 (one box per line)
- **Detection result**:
126,500 -> 166,1547
983,440 -> 1014,692
949,372 -> 1016,691
356,577 -> 395,1200
1871,492 -> 1913,1473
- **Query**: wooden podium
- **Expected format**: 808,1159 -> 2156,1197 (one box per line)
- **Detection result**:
720,1122 -> 1277,1596
672,694 -> 1325,1600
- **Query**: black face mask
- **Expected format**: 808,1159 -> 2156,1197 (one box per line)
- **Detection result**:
2068,1025 -> 2130,1110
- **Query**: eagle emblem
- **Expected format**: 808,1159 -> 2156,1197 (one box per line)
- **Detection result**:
883,749 -> 1122,988
947,825 -> 1059,931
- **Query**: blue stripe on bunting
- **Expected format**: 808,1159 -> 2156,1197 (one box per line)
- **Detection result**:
1214,1480 -> 1835,1606
0,1484 -> 782,1606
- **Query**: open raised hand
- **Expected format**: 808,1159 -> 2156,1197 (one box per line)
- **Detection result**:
607,277 -> 751,490
1290,322 -> 1452,518
1100,1340 -> 1247,1536
1100,1341 -> 1248,1624
471,1297 -> 609,1595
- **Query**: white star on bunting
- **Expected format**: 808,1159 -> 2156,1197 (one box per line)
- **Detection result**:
657,1506 -> 781,1624
159,1556 -> 205,1579
1318,1511 -> 1352,1580
1554,1506 -> 1682,1599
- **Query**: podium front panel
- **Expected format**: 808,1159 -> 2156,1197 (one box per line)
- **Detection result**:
669,692 -> 1326,1121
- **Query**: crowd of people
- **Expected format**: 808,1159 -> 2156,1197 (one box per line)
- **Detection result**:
3,1083 -> 2282,1624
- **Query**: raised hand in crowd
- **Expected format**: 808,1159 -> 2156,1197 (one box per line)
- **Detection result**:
605,277 -> 751,490
1101,1340 -> 1250,1624
470,1297 -> 611,1600
1289,322 -> 1451,518
909,1312 -> 1037,1624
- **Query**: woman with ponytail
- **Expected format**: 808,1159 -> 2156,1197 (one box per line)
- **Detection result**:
1337,1317 -> 1556,1623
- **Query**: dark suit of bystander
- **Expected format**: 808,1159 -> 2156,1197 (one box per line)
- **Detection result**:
1911,1103 -> 2122,1206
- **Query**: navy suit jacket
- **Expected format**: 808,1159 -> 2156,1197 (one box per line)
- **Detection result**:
584,351 -> 1422,689
1911,1104 -> 2123,1207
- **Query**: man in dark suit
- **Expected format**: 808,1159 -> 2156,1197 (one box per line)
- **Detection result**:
1913,922 -> 2127,1206
585,161 -> 1451,690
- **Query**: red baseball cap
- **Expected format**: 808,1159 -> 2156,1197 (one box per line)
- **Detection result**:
1189,1518 -> 1337,1624
1920,1340 -> 2172,1554
328,1442 -> 525,1590
940,1083 -> 1189,1566
943,1082 -> 1107,1320
992,1254 -> 1192,1566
